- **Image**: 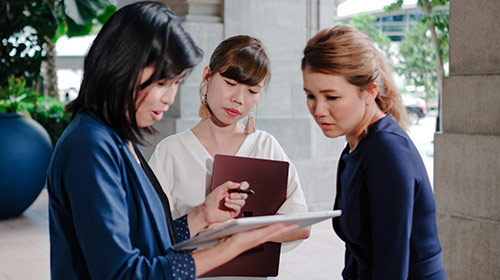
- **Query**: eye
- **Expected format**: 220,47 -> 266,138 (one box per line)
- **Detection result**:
326,96 -> 338,101
225,80 -> 236,86
249,89 -> 259,94
174,78 -> 183,85
306,94 -> 315,100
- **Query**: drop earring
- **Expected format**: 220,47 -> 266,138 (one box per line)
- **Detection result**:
244,111 -> 256,134
198,82 -> 211,119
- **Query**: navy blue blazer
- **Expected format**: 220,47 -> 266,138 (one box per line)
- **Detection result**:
47,113 -> 194,279
333,115 -> 446,279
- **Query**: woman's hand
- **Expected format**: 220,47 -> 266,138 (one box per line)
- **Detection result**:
224,222 -> 299,251
192,222 -> 299,276
202,181 -> 250,224
187,181 -> 249,237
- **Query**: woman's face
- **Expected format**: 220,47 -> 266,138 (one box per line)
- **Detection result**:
135,67 -> 185,128
205,69 -> 264,126
302,68 -> 368,139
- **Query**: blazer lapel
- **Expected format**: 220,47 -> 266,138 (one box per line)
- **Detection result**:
119,143 -> 173,252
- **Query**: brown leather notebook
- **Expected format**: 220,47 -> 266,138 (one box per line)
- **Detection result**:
203,154 -> 289,277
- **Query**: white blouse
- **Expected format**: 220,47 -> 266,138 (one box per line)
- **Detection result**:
149,129 -> 308,219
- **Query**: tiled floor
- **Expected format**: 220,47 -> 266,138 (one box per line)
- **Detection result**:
0,189 -> 345,280
0,190 -> 50,280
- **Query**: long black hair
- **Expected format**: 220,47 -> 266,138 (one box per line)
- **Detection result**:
66,1 -> 203,143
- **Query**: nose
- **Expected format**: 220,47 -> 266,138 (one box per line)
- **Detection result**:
161,83 -> 179,104
230,86 -> 244,105
313,99 -> 328,117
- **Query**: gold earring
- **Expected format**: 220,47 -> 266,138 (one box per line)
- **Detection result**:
199,83 -> 211,119
244,111 -> 256,134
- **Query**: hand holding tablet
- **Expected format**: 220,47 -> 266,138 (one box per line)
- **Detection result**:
173,210 -> 342,250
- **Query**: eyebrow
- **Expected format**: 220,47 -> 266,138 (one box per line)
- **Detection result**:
303,88 -> 337,94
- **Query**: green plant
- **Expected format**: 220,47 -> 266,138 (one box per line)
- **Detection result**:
30,96 -> 71,146
0,76 -> 71,146
1,0 -> 116,94
0,77 -> 39,117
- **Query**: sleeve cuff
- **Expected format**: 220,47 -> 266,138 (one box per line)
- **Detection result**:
173,214 -> 191,242
165,252 -> 196,280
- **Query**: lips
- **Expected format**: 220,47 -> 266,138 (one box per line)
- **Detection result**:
151,110 -> 164,121
224,108 -> 241,117
319,121 -> 334,131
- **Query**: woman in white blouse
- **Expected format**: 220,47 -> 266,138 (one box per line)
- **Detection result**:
149,35 -> 310,279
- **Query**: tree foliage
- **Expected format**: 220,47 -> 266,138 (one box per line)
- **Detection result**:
346,13 -> 393,61
0,0 -> 116,90
385,0 -> 449,67
0,1 -> 58,90
397,21 -> 437,103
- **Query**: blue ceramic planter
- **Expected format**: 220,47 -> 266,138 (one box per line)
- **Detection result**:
0,113 -> 52,219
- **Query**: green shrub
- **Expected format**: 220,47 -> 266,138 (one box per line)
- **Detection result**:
30,97 -> 71,146
1,77 -> 71,146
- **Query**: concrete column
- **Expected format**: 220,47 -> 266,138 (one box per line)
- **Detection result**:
223,0 -> 344,211
434,0 -> 500,278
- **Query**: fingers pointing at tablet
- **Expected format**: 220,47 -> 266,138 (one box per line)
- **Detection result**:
195,181 -> 251,229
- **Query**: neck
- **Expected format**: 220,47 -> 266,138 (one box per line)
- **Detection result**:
127,141 -> 141,165
193,119 -> 244,141
346,106 -> 386,153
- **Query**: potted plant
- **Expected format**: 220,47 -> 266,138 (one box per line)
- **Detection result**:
0,0 -> 115,219
0,77 -> 53,219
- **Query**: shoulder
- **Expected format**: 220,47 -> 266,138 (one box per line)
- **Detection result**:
55,113 -> 123,162
360,117 -> 424,178
149,129 -> 194,166
248,130 -> 291,161
365,115 -> 414,156
155,129 -> 191,151
251,129 -> 281,146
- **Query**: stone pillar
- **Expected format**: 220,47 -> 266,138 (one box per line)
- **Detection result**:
141,0 -> 225,153
143,0 -> 346,211
434,0 -> 500,278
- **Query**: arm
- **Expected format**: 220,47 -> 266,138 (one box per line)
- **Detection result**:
175,179 -> 297,276
270,218 -> 310,243
59,134 -> 194,279
192,223 -> 298,276
365,135 -> 415,279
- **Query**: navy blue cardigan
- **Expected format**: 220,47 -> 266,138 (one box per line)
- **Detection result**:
333,114 -> 446,279
47,113 -> 195,279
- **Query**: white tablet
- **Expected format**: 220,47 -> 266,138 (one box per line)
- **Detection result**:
172,210 -> 342,250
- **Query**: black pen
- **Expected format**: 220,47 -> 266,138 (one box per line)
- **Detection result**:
228,189 -> 255,195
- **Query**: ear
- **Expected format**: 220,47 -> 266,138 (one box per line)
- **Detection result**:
202,66 -> 211,83
363,82 -> 379,106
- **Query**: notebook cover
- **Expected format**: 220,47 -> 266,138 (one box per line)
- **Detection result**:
203,154 -> 288,277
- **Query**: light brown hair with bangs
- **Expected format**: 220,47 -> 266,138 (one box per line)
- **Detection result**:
301,25 -> 408,131
206,35 -> 271,86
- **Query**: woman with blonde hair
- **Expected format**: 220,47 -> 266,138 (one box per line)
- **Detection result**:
301,25 -> 446,279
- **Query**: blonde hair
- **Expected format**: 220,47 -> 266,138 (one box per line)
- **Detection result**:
302,25 -> 408,131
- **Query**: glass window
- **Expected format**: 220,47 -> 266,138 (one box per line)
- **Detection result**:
382,14 -> 405,22
410,13 -> 424,21
382,25 -> 405,32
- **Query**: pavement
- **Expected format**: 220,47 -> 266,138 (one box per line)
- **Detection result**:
0,114 -> 436,280
0,189 -> 345,280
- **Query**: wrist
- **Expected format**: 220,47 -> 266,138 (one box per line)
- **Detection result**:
187,206 -> 209,236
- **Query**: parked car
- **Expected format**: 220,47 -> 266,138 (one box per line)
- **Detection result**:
401,93 -> 427,124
